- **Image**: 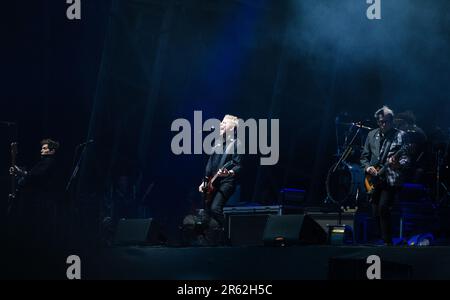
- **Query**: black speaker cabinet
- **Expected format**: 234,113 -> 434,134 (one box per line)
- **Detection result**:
263,214 -> 328,246
114,218 -> 163,246
227,214 -> 270,246
224,205 -> 282,246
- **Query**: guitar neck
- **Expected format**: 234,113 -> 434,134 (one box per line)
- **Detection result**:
380,143 -> 405,163
209,173 -> 220,186
378,145 -> 407,175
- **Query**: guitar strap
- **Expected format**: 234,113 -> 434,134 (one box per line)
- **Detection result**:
379,129 -> 398,165
379,139 -> 392,165
218,139 -> 236,169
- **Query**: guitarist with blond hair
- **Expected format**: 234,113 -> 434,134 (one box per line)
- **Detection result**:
198,115 -> 243,228
361,106 -> 409,245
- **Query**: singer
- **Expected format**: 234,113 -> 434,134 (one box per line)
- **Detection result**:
360,106 -> 409,246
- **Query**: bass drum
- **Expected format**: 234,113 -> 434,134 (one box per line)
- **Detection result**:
326,162 -> 366,207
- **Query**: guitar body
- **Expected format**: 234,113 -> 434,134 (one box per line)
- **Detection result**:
364,165 -> 381,194
201,160 -> 235,205
203,177 -> 216,204
364,143 -> 411,195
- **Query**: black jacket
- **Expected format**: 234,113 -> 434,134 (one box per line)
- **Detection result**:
360,128 -> 409,186
19,155 -> 59,203
205,139 -> 243,196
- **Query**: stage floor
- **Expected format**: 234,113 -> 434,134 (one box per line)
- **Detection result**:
86,244 -> 450,280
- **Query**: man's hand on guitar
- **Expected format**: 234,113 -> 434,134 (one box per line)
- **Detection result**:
199,182 -> 206,193
366,166 -> 378,176
388,156 -> 404,170
9,165 -> 26,177
387,156 -> 401,169
217,168 -> 234,178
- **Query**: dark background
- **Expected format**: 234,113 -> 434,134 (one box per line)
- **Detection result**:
2,0 -> 450,242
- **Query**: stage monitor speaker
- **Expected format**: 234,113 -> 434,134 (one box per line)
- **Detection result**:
263,214 -> 327,246
228,214 -> 270,246
114,218 -> 163,246
305,211 -> 355,234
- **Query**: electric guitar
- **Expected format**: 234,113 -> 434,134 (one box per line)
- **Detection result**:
364,144 -> 410,194
8,142 -> 18,214
201,160 -> 235,204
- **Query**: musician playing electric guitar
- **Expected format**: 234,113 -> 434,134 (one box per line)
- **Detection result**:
360,106 -> 409,246
9,138 -> 61,247
198,115 -> 243,228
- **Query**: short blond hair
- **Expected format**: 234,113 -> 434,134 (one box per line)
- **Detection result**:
224,114 -> 239,128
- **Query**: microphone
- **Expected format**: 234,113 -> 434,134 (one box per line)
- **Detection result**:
352,122 -> 372,130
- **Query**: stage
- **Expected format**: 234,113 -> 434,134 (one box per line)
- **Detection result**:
85,244 -> 450,280
3,0 -> 450,281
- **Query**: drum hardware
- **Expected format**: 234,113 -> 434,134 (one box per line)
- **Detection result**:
432,128 -> 449,206
331,122 -> 363,173
325,118 -> 371,223
440,183 -> 450,207
326,162 -> 365,207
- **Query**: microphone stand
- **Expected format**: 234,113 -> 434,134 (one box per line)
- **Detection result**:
66,141 -> 93,246
436,134 -> 450,207
325,125 -> 363,225
335,117 -> 341,157
66,142 -> 92,192
332,125 -> 361,173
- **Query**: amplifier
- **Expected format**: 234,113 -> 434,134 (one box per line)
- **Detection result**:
278,188 -> 306,206
223,205 -> 281,246
223,205 -> 304,246
223,204 -> 304,216
223,205 -> 283,216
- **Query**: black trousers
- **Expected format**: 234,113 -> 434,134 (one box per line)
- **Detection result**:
207,183 -> 235,227
371,186 -> 398,244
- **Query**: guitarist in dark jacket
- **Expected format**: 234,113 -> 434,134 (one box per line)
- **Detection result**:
198,115 -> 243,227
10,138 -> 61,247
361,106 -> 409,245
